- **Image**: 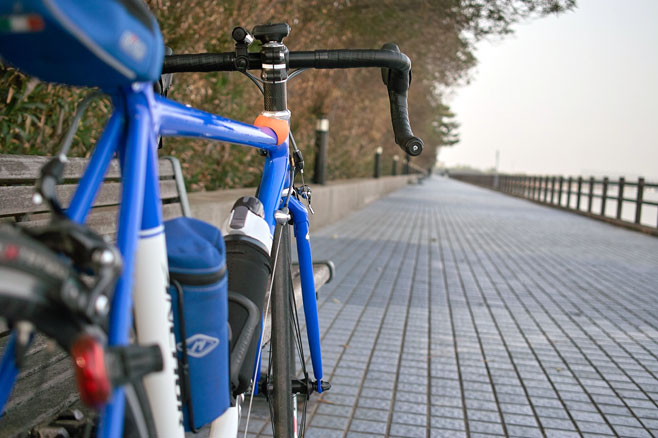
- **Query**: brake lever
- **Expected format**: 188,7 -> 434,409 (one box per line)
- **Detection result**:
232,26 -> 254,72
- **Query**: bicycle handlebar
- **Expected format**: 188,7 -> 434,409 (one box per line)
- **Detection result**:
162,46 -> 424,156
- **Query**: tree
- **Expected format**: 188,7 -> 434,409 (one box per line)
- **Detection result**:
0,0 -> 576,188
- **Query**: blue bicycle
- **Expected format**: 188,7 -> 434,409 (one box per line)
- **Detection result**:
0,1 -> 423,437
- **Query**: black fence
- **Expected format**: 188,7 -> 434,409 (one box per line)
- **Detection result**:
450,173 -> 658,234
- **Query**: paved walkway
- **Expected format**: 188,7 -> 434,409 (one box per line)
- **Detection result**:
244,176 -> 658,438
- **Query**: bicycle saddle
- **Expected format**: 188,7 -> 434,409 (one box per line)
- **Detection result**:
0,0 -> 163,88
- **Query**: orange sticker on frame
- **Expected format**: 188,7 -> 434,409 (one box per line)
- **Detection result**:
254,115 -> 290,146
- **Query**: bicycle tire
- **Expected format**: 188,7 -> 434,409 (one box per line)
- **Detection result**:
123,381 -> 157,438
269,223 -> 295,437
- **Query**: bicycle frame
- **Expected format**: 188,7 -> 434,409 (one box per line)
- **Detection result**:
0,82 -> 324,438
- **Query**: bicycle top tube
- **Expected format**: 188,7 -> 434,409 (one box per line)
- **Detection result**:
153,94 -> 279,152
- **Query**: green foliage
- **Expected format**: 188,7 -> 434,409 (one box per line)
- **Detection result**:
0,66 -> 111,158
0,0 -> 575,190
431,103 -> 460,149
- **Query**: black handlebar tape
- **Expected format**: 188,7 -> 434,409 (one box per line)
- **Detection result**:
162,53 -> 237,73
379,43 -> 423,156
287,49 -> 410,71
161,48 -> 423,156
388,90 -> 423,156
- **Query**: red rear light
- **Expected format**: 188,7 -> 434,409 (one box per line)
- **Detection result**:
70,335 -> 111,407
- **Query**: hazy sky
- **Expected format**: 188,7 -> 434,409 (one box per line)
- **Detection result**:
439,0 -> 658,180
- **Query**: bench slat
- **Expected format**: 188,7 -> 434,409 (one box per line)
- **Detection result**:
0,154 -> 175,182
0,154 -> 190,436
13,203 -> 181,240
0,180 -> 179,218
0,336 -> 80,437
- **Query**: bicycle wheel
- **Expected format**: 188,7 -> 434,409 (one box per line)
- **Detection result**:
268,222 -> 295,437
123,381 -> 157,438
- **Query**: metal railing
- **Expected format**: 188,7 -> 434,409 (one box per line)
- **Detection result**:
450,172 -> 658,234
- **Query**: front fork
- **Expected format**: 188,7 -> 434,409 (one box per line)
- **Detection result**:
286,196 -> 323,389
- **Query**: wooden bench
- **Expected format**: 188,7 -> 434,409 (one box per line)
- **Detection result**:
0,153 -> 190,437
0,153 -> 333,436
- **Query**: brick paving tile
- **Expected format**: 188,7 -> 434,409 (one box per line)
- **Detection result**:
244,177 -> 658,437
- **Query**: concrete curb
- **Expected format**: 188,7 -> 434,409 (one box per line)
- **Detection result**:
188,175 -> 416,231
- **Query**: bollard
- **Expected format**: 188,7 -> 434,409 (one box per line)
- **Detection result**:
392,155 -> 399,176
404,155 -> 410,175
312,115 -> 329,185
374,146 -> 382,178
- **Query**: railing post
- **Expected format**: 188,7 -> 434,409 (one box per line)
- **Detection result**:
601,177 -> 608,216
587,176 -> 594,213
535,176 -> 541,201
635,177 -> 644,224
616,177 -> 625,220
576,176 -> 583,210
558,176 -> 564,207
392,155 -> 399,176
550,176 -> 556,204
312,115 -> 329,185
543,176 -> 549,202
566,176 -> 572,209
373,146 -> 382,178
533,176 -> 538,200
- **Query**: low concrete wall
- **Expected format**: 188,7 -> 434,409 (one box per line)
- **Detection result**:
188,175 -> 414,231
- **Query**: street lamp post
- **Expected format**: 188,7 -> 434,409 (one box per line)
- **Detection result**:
374,146 -> 383,178
313,115 -> 329,185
